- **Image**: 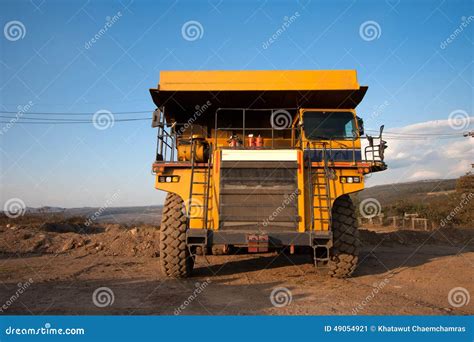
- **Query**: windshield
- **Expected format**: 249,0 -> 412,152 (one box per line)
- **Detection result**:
303,111 -> 355,140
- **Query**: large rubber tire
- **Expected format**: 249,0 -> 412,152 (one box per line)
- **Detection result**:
328,195 -> 359,278
160,193 -> 194,278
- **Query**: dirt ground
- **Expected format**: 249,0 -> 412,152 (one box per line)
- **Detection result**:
0,221 -> 473,315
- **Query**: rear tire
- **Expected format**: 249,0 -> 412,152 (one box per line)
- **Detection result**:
328,195 -> 359,278
160,193 -> 194,278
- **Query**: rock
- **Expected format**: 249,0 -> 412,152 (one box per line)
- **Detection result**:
21,232 -> 32,240
61,239 -> 75,252
130,228 -> 139,236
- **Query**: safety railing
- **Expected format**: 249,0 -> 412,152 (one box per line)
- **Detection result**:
153,108 -> 176,163
363,125 -> 387,164
153,107 -> 387,168
213,108 -> 300,149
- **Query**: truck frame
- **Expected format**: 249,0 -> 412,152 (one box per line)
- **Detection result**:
150,70 -> 387,278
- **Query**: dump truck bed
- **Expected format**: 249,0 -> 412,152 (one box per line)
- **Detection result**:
149,70 -> 368,121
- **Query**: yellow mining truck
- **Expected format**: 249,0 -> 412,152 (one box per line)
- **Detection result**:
150,70 -> 387,278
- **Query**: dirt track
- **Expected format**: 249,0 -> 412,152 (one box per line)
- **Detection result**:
0,224 -> 473,315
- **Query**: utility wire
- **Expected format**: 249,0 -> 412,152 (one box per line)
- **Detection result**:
0,118 -> 150,124
365,129 -> 467,136
0,110 -> 153,115
0,115 -> 150,121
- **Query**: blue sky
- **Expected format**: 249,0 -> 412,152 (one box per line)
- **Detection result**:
0,0 -> 473,208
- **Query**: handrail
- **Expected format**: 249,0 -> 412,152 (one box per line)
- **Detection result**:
214,107 -> 298,148
153,106 -> 385,168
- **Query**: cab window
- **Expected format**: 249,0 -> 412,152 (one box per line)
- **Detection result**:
303,111 -> 355,140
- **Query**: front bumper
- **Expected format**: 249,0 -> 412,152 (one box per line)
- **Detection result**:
186,229 -> 332,247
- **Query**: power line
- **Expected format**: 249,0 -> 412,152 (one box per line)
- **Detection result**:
0,118 -> 150,124
0,115 -> 149,121
0,110 -> 153,115
365,129 -> 466,136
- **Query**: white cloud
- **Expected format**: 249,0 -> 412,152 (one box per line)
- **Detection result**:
365,117 -> 473,186
409,170 -> 441,180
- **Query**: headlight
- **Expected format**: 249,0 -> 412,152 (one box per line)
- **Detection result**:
340,176 -> 361,183
158,175 -> 180,183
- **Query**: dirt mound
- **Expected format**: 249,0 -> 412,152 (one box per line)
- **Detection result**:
2,220 -> 472,259
0,223 -> 160,258
40,222 -> 103,234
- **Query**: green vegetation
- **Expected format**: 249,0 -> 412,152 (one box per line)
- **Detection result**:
354,174 -> 474,228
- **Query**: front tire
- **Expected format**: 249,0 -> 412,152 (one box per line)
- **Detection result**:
328,195 -> 359,278
160,193 -> 194,278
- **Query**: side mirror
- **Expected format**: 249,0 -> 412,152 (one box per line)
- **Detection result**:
356,116 -> 364,136
151,108 -> 162,128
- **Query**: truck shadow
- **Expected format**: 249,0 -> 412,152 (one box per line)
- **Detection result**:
192,228 -> 473,278
194,253 -> 313,277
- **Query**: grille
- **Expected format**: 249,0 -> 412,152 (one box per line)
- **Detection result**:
219,161 -> 299,231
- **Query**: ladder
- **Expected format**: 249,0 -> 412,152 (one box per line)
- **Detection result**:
311,144 -> 332,231
187,139 -> 212,230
